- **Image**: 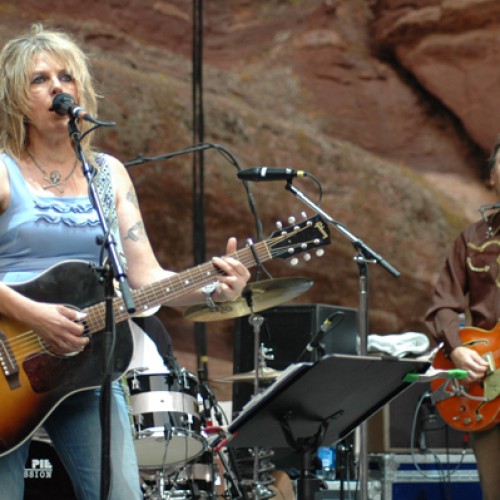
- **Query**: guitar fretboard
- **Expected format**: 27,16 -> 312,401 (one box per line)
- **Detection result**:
83,242 -> 272,335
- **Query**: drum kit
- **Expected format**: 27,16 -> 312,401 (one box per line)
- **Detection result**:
131,277 -> 312,499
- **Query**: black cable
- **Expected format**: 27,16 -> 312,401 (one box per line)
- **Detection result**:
124,142 -> 264,251
192,0 -> 209,383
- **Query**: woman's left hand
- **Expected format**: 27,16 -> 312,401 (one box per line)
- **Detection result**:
211,237 -> 251,302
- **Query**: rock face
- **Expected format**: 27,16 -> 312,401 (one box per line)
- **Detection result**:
374,0 -> 500,154
0,0 -> 497,397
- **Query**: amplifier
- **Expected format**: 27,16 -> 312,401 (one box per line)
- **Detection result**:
25,439 -> 76,500
232,303 -> 358,412
382,383 -> 469,452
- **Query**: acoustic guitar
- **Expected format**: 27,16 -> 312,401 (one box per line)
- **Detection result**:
0,215 -> 331,456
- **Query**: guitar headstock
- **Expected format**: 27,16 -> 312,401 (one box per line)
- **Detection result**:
266,214 -> 331,265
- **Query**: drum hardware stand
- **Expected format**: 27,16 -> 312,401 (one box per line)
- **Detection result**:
336,435 -> 355,499
217,447 -> 249,499
283,179 -> 400,499
245,314 -> 275,500
240,294 -> 276,499
141,471 -> 167,500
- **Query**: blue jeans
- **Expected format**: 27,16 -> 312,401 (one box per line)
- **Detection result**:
0,381 -> 142,500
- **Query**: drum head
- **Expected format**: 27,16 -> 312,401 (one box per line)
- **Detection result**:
135,429 -> 206,469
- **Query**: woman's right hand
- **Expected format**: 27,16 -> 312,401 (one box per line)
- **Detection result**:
24,301 -> 89,355
450,345 -> 490,382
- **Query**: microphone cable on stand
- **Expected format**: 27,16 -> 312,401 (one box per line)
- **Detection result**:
296,311 -> 345,362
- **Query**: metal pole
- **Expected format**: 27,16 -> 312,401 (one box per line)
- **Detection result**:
356,256 -> 369,499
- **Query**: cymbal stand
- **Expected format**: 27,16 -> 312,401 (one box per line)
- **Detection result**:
246,312 -> 276,499
250,313 -> 265,398
239,281 -> 276,498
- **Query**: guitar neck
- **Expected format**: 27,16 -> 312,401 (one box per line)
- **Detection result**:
79,214 -> 331,337
82,242 -> 270,335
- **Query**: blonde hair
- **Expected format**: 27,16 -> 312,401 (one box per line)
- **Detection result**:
0,24 -> 98,159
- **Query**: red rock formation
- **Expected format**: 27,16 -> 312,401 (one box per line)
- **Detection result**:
0,1 -> 496,398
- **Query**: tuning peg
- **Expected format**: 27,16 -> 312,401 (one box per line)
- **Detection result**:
301,211 -> 307,219
288,216 -> 296,225
303,253 -> 311,262
315,249 -> 325,257
275,221 -> 283,230
290,257 -> 299,266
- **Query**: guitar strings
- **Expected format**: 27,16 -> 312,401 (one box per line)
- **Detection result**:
4,232 -> 309,362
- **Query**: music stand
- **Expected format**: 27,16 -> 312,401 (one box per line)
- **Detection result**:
228,353 -> 429,500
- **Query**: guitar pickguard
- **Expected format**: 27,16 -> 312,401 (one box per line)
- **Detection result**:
484,369 -> 500,401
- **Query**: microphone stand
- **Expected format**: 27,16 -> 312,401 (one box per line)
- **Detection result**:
284,180 -> 400,499
68,118 -> 136,500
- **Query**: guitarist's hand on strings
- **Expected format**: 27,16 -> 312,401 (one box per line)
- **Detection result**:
25,302 -> 89,355
450,345 -> 490,382
210,237 -> 251,303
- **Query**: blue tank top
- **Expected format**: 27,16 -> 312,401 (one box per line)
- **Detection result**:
0,153 -> 105,283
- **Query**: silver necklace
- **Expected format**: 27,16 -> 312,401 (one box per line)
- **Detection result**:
27,150 -> 78,194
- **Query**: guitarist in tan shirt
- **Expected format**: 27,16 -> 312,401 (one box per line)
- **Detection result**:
426,137 -> 500,500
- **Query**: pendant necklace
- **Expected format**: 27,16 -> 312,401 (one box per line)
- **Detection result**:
27,150 -> 78,194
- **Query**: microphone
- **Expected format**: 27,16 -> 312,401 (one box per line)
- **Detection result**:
237,167 -> 306,182
51,93 -> 98,123
305,311 -> 345,352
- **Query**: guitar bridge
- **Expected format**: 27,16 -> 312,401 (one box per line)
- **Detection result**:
0,331 -> 20,390
432,378 -> 488,404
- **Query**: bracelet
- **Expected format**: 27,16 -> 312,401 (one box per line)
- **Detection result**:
202,282 -> 219,311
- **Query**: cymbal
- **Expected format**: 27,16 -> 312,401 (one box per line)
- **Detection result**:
183,277 -> 313,322
217,367 -> 283,383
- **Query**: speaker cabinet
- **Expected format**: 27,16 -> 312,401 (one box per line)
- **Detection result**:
367,379 -> 469,453
232,303 -> 358,413
25,439 -> 76,500
383,382 -> 469,452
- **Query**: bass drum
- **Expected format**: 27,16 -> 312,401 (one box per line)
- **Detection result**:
24,430 -> 76,500
127,368 -> 207,470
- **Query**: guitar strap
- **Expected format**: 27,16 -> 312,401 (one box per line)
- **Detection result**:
93,154 -> 127,269
93,154 -> 139,412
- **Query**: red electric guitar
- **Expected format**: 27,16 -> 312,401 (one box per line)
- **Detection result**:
431,322 -> 500,432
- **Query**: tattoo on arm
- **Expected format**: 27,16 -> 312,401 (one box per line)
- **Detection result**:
126,186 -> 139,209
125,221 -> 146,242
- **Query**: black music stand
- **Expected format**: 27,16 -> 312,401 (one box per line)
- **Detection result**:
228,353 -> 430,500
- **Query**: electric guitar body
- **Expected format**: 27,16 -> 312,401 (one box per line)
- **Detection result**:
431,322 -> 500,432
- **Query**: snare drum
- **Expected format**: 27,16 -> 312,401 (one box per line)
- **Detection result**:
127,368 -> 207,469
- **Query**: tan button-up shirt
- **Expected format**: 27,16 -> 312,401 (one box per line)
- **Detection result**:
426,213 -> 500,354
